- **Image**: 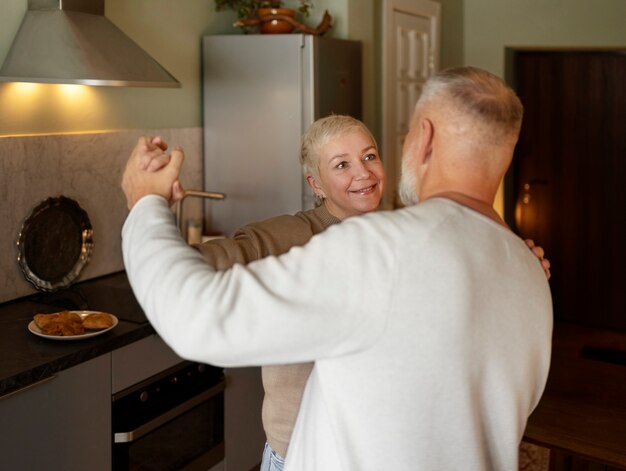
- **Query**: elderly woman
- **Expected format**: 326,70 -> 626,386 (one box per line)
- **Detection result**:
193,114 -> 384,470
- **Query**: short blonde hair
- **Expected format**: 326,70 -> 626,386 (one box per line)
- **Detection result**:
300,115 -> 377,179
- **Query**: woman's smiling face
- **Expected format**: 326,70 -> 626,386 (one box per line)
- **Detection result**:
307,129 -> 385,220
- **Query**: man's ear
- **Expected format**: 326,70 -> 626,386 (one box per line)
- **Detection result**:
417,118 -> 434,165
306,174 -> 325,199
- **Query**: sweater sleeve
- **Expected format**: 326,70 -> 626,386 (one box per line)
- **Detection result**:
193,213 -> 320,270
122,195 -> 392,367
193,235 -> 260,270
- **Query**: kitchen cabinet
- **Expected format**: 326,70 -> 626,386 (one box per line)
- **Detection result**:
112,331 -> 182,393
0,354 -> 112,471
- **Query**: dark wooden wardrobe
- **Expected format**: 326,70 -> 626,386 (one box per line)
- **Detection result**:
505,49 -> 626,331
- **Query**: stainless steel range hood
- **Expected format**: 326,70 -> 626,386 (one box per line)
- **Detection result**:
0,0 -> 180,87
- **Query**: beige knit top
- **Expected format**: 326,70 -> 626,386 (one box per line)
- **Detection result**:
194,204 -> 340,457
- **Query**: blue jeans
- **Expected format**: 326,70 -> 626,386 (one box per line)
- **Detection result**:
260,442 -> 285,471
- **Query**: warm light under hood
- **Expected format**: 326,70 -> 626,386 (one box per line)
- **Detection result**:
0,0 -> 180,87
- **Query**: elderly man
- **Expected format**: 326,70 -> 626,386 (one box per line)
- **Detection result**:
121,66 -> 552,470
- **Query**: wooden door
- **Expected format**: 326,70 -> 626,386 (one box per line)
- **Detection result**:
505,49 -> 626,330
381,0 -> 441,209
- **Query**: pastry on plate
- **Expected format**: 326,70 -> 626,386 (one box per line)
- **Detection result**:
82,313 -> 114,330
33,311 -> 85,336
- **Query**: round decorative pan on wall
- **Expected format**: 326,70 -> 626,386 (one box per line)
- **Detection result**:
16,196 -> 94,292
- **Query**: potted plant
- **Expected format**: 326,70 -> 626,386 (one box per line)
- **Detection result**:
214,0 -> 313,20
214,0 -> 331,35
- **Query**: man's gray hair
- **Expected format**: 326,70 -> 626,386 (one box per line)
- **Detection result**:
417,66 -> 524,137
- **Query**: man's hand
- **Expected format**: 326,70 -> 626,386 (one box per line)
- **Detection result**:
139,136 -> 169,171
122,136 -> 185,209
139,136 -> 186,203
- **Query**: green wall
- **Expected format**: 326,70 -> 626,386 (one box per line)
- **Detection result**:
2,0 -> 626,137
439,0 -> 626,74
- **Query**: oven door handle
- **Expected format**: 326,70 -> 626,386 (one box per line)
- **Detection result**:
114,381 -> 225,444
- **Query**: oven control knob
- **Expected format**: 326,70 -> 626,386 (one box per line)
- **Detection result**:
140,390 -> 149,402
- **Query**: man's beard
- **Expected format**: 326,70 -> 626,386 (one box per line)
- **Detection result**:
398,155 -> 420,206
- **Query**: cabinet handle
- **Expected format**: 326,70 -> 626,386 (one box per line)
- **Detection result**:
0,374 -> 57,401
114,381 -> 225,443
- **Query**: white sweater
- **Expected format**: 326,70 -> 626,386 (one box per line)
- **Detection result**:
122,195 -> 553,471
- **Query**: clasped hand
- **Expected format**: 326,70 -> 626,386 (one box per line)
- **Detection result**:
122,136 -> 186,209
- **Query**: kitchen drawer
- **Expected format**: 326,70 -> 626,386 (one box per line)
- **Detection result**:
111,334 -> 183,393
0,354 -> 112,471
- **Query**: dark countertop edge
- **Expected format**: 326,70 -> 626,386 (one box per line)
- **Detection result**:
523,432 -> 626,469
524,398 -> 626,469
0,323 -> 155,398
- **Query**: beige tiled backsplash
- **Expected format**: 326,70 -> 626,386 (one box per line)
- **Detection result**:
0,128 -> 202,303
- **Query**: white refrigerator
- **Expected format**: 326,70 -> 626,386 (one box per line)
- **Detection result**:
202,34 -> 362,236
201,34 -> 362,471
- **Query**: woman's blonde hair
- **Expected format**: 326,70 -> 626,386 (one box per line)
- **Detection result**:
300,114 -> 377,179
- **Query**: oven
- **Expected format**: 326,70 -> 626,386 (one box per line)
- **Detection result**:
112,360 -> 225,471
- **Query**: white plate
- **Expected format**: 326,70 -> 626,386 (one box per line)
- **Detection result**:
28,310 -> 118,341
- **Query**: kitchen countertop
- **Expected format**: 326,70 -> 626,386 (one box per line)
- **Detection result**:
524,321 -> 626,468
0,272 -> 154,398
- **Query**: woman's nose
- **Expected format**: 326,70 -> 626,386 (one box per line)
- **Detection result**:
351,160 -> 371,179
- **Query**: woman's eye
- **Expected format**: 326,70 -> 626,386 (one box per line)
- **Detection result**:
335,161 -> 348,169
364,153 -> 378,161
